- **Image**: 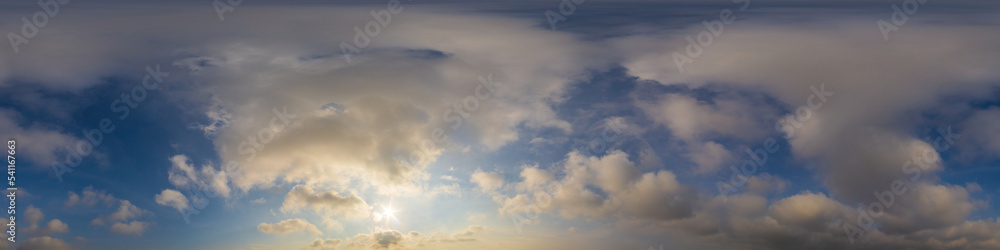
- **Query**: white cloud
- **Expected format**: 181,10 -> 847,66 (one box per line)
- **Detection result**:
154,189 -> 190,212
515,166 -> 553,192
167,155 -> 231,198
257,218 -> 322,235
69,187 -> 154,236
65,186 -> 117,207
687,141 -> 734,175
23,206 -> 69,236
471,170 -> 504,192
304,238 -> 343,249
0,109 -> 78,166
428,183 -> 462,198
639,93 -> 777,142
251,197 -> 266,204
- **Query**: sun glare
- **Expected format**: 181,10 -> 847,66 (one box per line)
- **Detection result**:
375,205 -> 400,224
383,206 -> 396,219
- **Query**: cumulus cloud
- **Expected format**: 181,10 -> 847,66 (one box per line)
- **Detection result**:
500,150 -> 694,220
515,166 -> 553,192
615,13 -> 1000,250
372,230 -> 404,248
639,93 -> 777,142
65,186 -> 117,207
69,188 -> 154,237
94,200 -> 150,225
110,221 -> 150,236
120,7 -> 602,197
304,238 -> 343,249
637,93 -> 778,174
745,173 -> 789,195
280,185 -> 371,219
329,226 -> 490,249
4,3 -> 1000,250
257,219 -> 322,235
24,206 -> 69,236
154,189 -> 190,212
471,170 -> 504,193
686,141 -> 734,174
19,236 -> 72,250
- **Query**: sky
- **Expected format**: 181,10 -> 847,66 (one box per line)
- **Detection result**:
0,0 -> 999,249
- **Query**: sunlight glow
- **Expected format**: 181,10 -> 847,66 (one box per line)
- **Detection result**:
374,205 -> 400,225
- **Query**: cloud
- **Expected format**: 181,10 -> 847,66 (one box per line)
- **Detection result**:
106,200 -> 150,224
167,154 -> 231,198
4,3 -> 1000,250
500,150 -> 695,220
154,189 -> 190,212
304,238 -> 343,250
373,230 -> 404,248
745,173 -> 789,195
613,14 -> 1000,249
110,221 -> 149,236
767,192 -> 853,231
19,236 -> 72,250
63,6 -> 605,197
23,206 -> 69,236
330,226 -> 490,249
65,186 -> 116,207
0,4 -> 592,197
427,183 -> 462,198
71,189 -> 153,237
471,170 -> 504,193
686,141 -> 734,175
515,166 -> 553,192
450,225 -> 488,240
639,93 -> 777,142
0,109 -> 78,166
637,93 -> 779,174
280,185 -> 371,219
257,218 -> 322,235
